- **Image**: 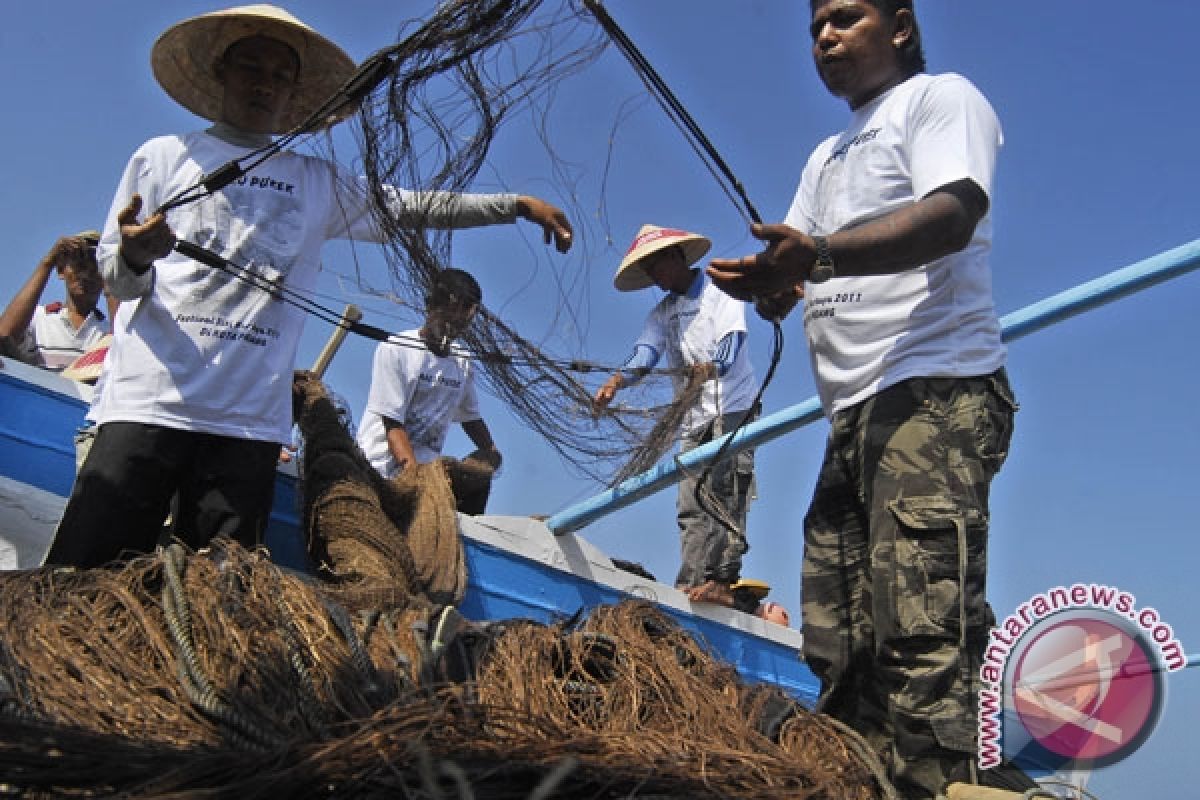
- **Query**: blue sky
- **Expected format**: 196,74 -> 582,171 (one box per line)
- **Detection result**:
2,2 -> 1197,795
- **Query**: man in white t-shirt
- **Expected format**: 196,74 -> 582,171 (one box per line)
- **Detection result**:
357,268 -> 500,486
44,5 -> 572,569
708,2 -> 1027,797
594,225 -> 759,602
0,231 -> 112,373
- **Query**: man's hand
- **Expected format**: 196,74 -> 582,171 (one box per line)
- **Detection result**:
593,373 -> 624,411
707,223 -> 816,302
118,194 -> 175,274
687,361 -> 717,387
516,195 -> 573,253
754,284 -> 806,322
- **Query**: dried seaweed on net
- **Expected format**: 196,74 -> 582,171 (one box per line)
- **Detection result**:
343,0 -> 697,485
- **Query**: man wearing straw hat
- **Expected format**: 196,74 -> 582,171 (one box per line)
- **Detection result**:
45,4 -> 573,569
0,231 -> 112,373
594,225 -> 759,602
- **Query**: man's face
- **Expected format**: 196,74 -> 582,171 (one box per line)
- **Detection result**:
810,0 -> 908,109
216,36 -> 300,133
59,258 -> 103,310
423,301 -> 479,356
642,246 -> 692,294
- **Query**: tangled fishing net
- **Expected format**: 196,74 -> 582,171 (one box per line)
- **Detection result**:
0,375 -> 889,799
318,0 -> 730,486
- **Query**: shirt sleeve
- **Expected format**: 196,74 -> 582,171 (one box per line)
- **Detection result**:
713,330 -> 746,377
452,360 -> 482,423
98,146 -> 158,301
908,74 -> 1002,202
325,162 -> 520,242
364,338 -> 417,424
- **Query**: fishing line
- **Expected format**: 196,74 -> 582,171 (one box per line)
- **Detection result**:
179,240 -> 685,380
584,0 -> 789,566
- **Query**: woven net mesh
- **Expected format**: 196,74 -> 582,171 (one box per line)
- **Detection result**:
0,375 -> 886,798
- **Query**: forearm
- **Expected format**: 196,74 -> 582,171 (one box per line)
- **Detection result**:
462,419 -> 497,453
0,261 -> 54,339
388,189 -> 519,229
617,343 -> 659,386
823,180 -> 986,277
384,421 -> 417,470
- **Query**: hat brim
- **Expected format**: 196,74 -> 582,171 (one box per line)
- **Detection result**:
60,334 -> 111,384
151,5 -> 357,133
613,234 -> 712,292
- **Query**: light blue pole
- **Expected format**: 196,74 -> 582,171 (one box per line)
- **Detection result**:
546,238 -> 1200,535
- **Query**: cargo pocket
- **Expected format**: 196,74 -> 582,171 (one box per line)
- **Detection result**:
977,372 -> 1019,474
888,496 -> 987,639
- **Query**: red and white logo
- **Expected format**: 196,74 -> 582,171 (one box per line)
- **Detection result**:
1009,612 -> 1162,764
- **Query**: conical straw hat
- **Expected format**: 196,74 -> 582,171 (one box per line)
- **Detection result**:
151,4 -> 356,133
613,224 -> 712,292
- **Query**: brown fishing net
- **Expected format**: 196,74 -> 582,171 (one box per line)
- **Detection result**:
333,0 -> 719,487
0,375 -> 891,798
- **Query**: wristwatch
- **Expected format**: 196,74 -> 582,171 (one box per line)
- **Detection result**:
809,235 -> 835,284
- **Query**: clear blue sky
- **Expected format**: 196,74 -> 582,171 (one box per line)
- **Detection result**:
2,2 -> 1196,795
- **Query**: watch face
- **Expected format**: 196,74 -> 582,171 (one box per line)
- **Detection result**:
809,262 -> 834,283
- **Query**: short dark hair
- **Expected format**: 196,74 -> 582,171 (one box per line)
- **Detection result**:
427,268 -> 482,310
811,0 -> 926,75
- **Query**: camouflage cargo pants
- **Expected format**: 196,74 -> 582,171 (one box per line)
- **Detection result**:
801,370 -> 1017,799
675,407 -> 757,588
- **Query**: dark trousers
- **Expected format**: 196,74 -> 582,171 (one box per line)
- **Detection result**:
44,422 -> 280,568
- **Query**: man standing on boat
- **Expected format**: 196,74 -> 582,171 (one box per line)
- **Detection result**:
708,2 -> 1025,797
44,4 -> 573,569
0,231 -> 112,373
357,268 -> 501,490
594,225 -> 759,603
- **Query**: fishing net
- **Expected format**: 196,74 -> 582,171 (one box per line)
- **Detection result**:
0,375 -> 889,799
332,0 -> 717,486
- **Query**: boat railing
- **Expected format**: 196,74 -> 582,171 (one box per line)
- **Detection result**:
545,236 -> 1200,535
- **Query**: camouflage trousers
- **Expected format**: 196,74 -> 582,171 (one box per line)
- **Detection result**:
801,370 -> 1017,800
675,407 -> 757,588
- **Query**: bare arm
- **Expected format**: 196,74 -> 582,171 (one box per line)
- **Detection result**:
708,179 -> 988,302
382,416 -> 417,473
461,418 -> 502,469
0,240 -> 69,342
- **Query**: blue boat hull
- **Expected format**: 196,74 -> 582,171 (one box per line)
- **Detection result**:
0,358 -> 817,703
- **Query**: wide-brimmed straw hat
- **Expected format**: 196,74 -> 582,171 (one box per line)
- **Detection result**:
151,4 -> 356,133
61,334 -> 112,385
613,224 -> 712,292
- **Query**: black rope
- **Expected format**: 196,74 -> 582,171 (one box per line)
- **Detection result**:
584,0 -> 792,571
173,238 -> 689,380
582,0 -> 762,226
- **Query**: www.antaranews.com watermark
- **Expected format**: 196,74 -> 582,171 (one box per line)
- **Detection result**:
978,583 -> 1185,769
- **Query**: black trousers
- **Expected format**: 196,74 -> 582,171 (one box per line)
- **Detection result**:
45,422 -> 280,568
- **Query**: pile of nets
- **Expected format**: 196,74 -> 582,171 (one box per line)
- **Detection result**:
0,375 -> 888,798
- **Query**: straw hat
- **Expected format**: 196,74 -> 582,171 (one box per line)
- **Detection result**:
61,334 -> 112,385
613,224 -> 712,292
151,4 -> 356,133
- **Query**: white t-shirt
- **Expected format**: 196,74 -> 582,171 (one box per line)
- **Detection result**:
356,329 -> 481,477
13,304 -> 108,372
784,73 -> 1006,416
635,271 -> 757,434
93,130 -> 516,443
